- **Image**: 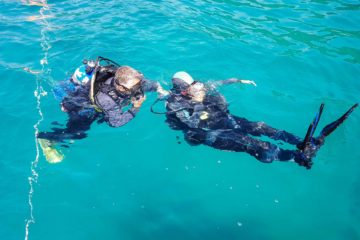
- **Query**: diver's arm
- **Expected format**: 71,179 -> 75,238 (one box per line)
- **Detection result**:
95,92 -> 138,127
105,106 -> 139,128
211,78 -> 257,87
142,79 -> 169,98
142,79 -> 160,92
104,95 -> 146,127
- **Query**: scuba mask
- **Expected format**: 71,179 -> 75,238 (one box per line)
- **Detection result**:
181,81 -> 206,102
115,79 -> 144,100
181,81 -> 198,95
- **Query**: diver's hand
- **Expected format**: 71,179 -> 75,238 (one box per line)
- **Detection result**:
240,79 -> 257,87
157,87 -> 169,99
132,95 -> 146,108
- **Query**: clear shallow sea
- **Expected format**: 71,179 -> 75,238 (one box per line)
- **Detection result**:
1,0 -> 359,239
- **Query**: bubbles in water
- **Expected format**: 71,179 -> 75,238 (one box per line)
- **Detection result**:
40,59 -> 48,65
25,1 -> 52,239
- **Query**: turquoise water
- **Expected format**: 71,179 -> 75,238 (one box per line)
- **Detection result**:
1,0 -> 360,239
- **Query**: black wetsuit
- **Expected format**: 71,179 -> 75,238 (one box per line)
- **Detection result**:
37,67 -> 159,143
166,87 -> 303,164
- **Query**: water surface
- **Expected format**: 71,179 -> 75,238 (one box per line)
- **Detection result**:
0,0 -> 359,239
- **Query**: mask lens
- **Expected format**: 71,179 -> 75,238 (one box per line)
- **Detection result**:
117,84 -> 131,94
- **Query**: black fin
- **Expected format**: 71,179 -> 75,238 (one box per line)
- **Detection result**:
296,103 -> 358,169
320,103 -> 358,137
298,103 -> 325,150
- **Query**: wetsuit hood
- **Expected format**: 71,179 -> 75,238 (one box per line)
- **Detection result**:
172,71 -> 194,93
173,71 -> 194,85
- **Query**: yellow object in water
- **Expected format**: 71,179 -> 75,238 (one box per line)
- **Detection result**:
38,139 -> 64,163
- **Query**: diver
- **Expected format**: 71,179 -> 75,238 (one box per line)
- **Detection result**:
158,71 -> 358,169
37,56 -> 168,163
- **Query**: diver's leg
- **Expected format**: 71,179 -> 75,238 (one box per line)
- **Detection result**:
37,110 -> 98,163
320,103 -> 358,137
37,129 -> 88,142
295,103 -> 358,169
183,128 -> 208,146
233,116 -> 302,145
37,112 -> 97,143
187,129 -> 296,163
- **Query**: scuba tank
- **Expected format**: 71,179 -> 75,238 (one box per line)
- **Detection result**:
89,56 -> 121,109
